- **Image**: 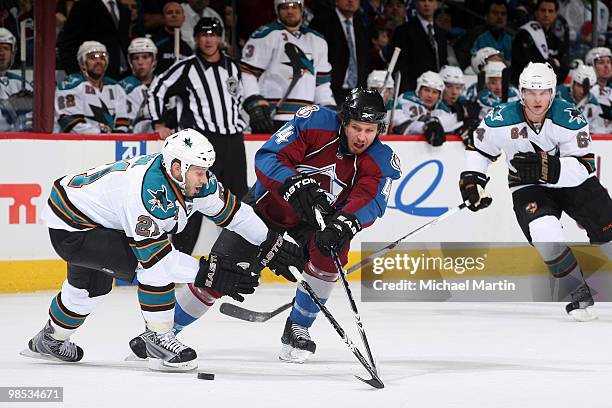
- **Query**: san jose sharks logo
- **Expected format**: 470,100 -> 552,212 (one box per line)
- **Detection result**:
147,185 -> 174,213
89,100 -> 114,127
486,104 -> 506,122
564,107 -> 587,125
283,43 -> 315,76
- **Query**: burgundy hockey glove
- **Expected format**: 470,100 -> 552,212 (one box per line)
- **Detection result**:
257,230 -> 305,282
314,211 -> 362,256
279,173 -> 335,228
510,151 -> 561,184
459,171 -> 492,212
194,253 -> 259,302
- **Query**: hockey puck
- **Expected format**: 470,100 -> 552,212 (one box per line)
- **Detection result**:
197,372 -> 215,380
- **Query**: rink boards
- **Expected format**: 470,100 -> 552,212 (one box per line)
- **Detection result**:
0,133 -> 611,292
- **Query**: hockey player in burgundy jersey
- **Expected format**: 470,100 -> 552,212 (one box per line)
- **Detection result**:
167,88 -> 401,363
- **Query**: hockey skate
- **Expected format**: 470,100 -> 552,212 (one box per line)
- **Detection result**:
566,283 -> 597,322
279,317 -> 316,363
124,330 -> 149,361
141,329 -> 197,371
20,320 -> 84,362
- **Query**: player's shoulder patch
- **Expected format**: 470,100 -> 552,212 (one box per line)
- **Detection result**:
484,100 -> 523,128
548,97 -> 588,130
140,155 -> 178,220
118,76 -> 141,94
364,140 -> 402,180
58,73 -> 86,90
250,22 -> 284,39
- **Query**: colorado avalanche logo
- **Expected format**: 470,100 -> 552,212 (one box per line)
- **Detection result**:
296,163 -> 346,204
275,125 -> 294,144
390,153 -> 402,174
296,105 -> 319,118
147,185 -> 174,213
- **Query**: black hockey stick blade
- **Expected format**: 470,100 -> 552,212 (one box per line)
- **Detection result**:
219,300 -> 292,323
356,374 -> 385,389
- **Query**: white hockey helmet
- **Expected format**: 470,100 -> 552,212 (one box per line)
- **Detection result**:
274,0 -> 303,13
471,47 -> 500,74
585,47 -> 612,66
162,128 -> 216,193
439,65 -> 464,85
416,71 -> 445,94
77,40 -> 108,65
484,61 -> 506,79
127,37 -> 157,70
367,70 -> 394,89
518,62 -> 556,108
0,28 -> 16,50
572,64 -> 597,88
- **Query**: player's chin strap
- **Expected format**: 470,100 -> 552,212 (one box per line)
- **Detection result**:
314,207 -> 378,372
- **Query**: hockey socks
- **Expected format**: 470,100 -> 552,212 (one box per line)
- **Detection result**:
173,283 -> 221,334
138,283 -> 175,333
289,262 -> 337,328
47,280 -> 102,340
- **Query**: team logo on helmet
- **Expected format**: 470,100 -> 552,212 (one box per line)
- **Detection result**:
148,185 -> 174,213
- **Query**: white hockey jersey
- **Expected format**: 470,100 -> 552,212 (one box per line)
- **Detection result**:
0,71 -> 33,131
465,98 -> 595,192
118,75 -> 154,133
390,91 -> 462,134
476,86 -> 520,120
556,85 -> 610,133
591,82 -> 611,107
240,22 -> 335,122
41,153 -> 268,283
55,73 -> 129,133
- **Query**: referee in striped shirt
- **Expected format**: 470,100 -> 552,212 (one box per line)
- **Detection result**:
149,16 -> 248,253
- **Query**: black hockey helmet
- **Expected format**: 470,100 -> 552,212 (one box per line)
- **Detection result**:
339,87 -> 387,136
193,17 -> 223,38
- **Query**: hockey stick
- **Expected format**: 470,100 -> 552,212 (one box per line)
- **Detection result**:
220,203 -> 468,322
387,71 -> 401,133
270,43 -> 307,117
501,66 -> 510,103
287,266 -> 384,389
314,209 -> 378,371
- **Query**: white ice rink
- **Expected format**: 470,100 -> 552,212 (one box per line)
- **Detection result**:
2,285 -> 612,408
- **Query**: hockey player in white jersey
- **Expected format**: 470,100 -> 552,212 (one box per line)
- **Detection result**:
460,62 -> 612,321
556,63 -> 609,133
24,129 -> 303,371
464,47 -> 504,101
476,60 -> 519,119
55,41 -> 130,133
439,65 -> 481,145
0,27 -> 33,131
584,47 -> 612,122
240,0 -> 335,133
390,70 -> 461,145
118,37 -> 157,133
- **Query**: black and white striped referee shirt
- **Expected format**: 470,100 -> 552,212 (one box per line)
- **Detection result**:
148,52 -> 246,136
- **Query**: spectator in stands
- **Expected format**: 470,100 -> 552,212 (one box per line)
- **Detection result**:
470,0 -> 512,61
57,0 -> 131,80
222,4 -> 241,58
384,0 -> 407,39
390,70 -> 461,145
557,63 -> 609,133
310,0 -> 369,104
119,0 -> 140,39
391,0 -> 448,92
476,60 -> 519,119
0,27 -> 33,132
55,41 -> 129,133
153,1 -> 194,75
511,0 -> 570,85
118,38 -> 157,133
181,0 -> 224,50
361,0 -> 386,29
368,27 -> 389,71
559,0 -> 609,45
141,0 -> 167,33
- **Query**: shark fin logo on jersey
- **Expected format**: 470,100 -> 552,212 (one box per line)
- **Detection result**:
90,100 -> 114,127
147,185 -> 174,213
296,105 -> 319,118
564,107 -> 587,125
485,104 -> 505,122
275,125 -> 294,144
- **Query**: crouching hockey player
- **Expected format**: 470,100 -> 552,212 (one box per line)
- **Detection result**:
459,62 -> 612,321
24,128 -> 303,371
160,88 -> 401,363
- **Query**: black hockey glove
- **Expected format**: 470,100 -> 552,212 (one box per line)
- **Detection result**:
244,94 -> 274,134
194,253 -> 259,302
459,171 -> 493,212
423,117 -> 446,147
510,151 -> 561,184
279,173 -> 335,228
257,230 -> 305,282
599,103 -> 612,121
314,211 -> 362,256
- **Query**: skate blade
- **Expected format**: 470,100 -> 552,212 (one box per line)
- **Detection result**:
569,308 -> 598,322
19,348 -> 74,363
278,344 -> 313,364
147,358 -> 197,372
124,352 -> 148,362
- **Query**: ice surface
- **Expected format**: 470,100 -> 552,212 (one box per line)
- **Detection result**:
2,285 -> 612,408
